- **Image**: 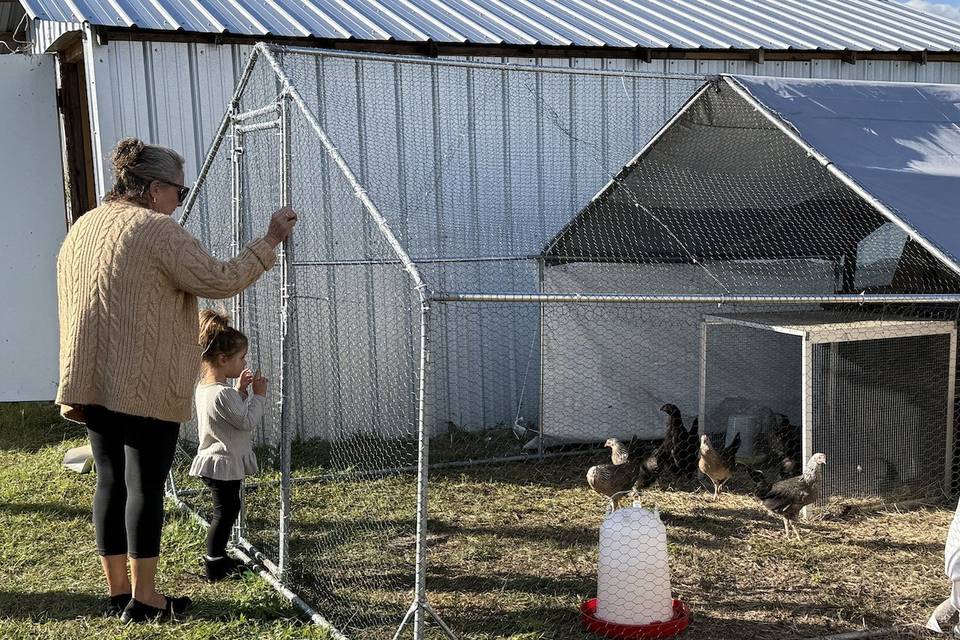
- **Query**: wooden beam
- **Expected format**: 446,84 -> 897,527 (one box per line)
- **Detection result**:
57,42 -> 97,220
843,50 -> 858,65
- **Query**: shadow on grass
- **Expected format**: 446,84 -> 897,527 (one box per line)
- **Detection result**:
0,590 -> 304,624
0,590 -> 105,620
0,501 -> 90,520
0,402 -> 85,454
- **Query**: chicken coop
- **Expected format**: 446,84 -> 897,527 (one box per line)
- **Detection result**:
169,44 -> 960,640
700,311 -> 957,501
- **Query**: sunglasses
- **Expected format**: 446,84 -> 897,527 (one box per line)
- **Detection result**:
159,179 -> 190,205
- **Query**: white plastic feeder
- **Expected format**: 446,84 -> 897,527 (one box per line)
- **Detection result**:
596,500 -> 673,626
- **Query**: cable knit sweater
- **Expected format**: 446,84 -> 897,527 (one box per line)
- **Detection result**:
56,200 -> 277,424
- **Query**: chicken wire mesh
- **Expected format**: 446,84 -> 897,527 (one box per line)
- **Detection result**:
170,43 -> 960,640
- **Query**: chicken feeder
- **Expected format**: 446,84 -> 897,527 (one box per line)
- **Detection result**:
583,501 -> 689,637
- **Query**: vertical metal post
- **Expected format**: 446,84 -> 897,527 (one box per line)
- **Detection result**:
230,108 -> 247,544
699,320 -> 708,431
278,91 -> 293,578
944,329 -> 957,493
413,302 -> 432,640
801,334 -> 814,520
537,258 -> 545,460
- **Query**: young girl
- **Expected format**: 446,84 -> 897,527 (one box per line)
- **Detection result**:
190,310 -> 267,581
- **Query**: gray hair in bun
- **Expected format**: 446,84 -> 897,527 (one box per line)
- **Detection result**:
104,137 -> 184,207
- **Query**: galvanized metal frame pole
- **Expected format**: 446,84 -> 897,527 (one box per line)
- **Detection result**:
801,334 -> 814,521
231,109 -> 247,545
167,51 -> 258,502
698,320 -> 709,431
259,43 -> 451,637
257,44 -> 430,297
180,46 -> 262,227
945,328 -> 957,493
431,292 -> 960,305
166,492 -> 349,640
278,88 -> 294,579
537,258 -> 545,460
393,301 -> 458,640
270,44 -> 705,81
413,302 -> 432,639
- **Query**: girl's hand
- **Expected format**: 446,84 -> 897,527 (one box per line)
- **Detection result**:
236,369 -> 254,400
252,370 -> 269,397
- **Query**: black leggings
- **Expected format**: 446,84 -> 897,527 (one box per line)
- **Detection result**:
86,405 -> 180,558
201,477 -> 242,558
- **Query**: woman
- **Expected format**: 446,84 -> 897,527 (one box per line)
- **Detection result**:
56,137 -> 297,623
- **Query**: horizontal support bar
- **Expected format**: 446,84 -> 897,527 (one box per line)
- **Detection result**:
292,255 -> 537,268
432,292 -> 960,304
174,448 -> 601,495
234,103 -> 280,123
269,43 -> 707,81
283,448 -> 602,485
236,120 -> 281,133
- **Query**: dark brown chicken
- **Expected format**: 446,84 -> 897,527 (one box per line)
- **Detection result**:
660,404 -> 698,478
750,452 -> 827,540
698,432 -> 741,501
587,440 -> 660,507
769,414 -> 802,479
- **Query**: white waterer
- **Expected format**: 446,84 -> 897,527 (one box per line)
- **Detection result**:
596,498 -> 673,626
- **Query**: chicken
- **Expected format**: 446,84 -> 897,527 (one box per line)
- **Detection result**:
604,438 -> 630,465
659,404 -> 698,478
750,452 -> 827,540
587,441 -> 660,508
698,432 -> 741,501
770,414 -> 802,479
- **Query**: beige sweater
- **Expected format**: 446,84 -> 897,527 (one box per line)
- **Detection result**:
56,201 -> 277,424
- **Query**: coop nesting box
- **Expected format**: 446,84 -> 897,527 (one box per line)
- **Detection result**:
699,311 -> 957,502
597,504 -> 673,626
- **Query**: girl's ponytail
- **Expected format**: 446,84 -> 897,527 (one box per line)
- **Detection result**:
199,309 -> 248,362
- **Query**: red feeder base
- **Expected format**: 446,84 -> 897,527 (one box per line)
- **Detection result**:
579,598 -> 690,639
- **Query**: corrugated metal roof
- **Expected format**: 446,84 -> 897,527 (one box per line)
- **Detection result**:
17,0 -> 960,51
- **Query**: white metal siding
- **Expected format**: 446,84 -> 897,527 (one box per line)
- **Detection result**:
0,54 -> 66,401
82,42 -> 960,197
77,40 -> 960,434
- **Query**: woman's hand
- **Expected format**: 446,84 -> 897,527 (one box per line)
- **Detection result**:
252,369 -> 269,397
236,368 -> 254,400
265,206 -> 298,248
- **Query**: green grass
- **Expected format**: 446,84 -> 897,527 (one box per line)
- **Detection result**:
2,404 -> 951,639
0,402 -> 331,640
229,443 -> 950,640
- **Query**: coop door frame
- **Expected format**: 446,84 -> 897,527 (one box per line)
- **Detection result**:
226,95 -> 298,576
700,314 -> 957,507
801,323 -> 958,497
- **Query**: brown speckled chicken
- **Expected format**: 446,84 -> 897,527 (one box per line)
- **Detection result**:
750,452 -> 827,540
698,432 -> 741,501
604,438 -> 630,465
587,442 -> 660,508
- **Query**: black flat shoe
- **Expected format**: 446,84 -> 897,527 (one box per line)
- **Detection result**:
204,555 -> 245,581
120,594 -> 191,623
103,593 -> 131,617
